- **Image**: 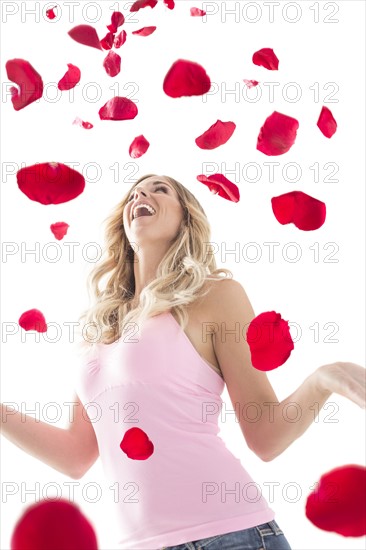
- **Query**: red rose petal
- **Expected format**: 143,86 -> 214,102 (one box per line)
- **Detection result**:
195,120 -> 236,150
17,162 -> 85,205
5,59 -> 43,111
243,79 -> 259,88
58,63 -> 81,91
271,191 -> 326,231
129,135 -> 150,158
305,465 -> 366,537
10,499 -> 98,550
120,428 -> 154,460
130,0 -> 157,12
190,7 -> 206,16
50,222 -> 69,240
163,0 -> 175,8
103,51 -> 121,77
19,309 -> 47,332
106,11 -> 125,32
317,106 -> 337,138
252,48 -> 279,70
72,117 -> 93,129
247,311 -> 294,371
196,173 -> 239,203
100,31 -> 115,50
257,111 -> 299,156
114,30 -> 127,48
163,59 -> 211,98
46,6 -> 57,20
131,26 -> 156,36
68,25 -> 103,50
99,97 -> 138,121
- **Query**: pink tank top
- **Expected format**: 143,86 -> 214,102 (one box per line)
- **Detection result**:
74,311 -> 275,549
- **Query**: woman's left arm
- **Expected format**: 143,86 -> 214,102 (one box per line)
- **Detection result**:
257,361 -> 366,462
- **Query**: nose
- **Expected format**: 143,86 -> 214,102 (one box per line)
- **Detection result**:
132,187 -> 148,200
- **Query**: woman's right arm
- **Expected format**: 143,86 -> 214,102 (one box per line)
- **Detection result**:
0,394 -> 99,480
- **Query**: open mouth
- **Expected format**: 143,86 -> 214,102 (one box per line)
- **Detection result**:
132,204 -> 156,220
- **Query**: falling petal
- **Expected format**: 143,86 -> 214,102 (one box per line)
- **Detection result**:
10,499 -> 98,550
257,111 -> 299,155
271,191 -> 326,231
120,427 -> 154,460
190,7 -> 206,16
196,173 -> 239,202
163,59 -> 211,97
100,31 -> 115,50
306,465 -> 366,537
243,79 -> 259,88
317,106 -> 337,138
129,135 -> 150,158
131,26 -> 156,36
72,117 -> 93,129
17,162 -> 85,205
50,222 -> 69,240
6,58 -> 43,111
99,97 -> 138,120
195,120 -> 236,149
130,0 -> 158,12
114,30 -> 127,48
252,48 -> 279,70
68,25 -> 103,50
58,63 -> 81,91
103,51 -> 121,77
106,11 -> 125,32
46,6 -> 57,20
247,311 -> 294,371
19,309 -> 47,332
163,0 -> 175,8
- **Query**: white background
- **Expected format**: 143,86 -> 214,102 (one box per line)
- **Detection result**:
1,1 -> 365,549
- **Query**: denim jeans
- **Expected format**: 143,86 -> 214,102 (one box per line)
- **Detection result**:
160,519 -> 292,549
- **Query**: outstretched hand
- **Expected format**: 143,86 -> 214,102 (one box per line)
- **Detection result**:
317,362 -> 366,409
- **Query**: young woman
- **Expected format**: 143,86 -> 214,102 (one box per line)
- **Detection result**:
2,174 -> 364,550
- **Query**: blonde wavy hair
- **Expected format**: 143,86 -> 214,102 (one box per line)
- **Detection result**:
75,173 -> 233,356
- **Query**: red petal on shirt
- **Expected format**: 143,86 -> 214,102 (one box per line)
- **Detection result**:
271,191 -> 326,231
130,0 -> 158,12
50,222 -> 69,240
196,173 -> 239,202
243,79 -> 259,88
10,499 -> 98,550
114,30 -> 127,48
106,11 -> 125,32
252,48 -> 279,70
68,25 -> 103,50
129,135 -> 150,158
19,309 -> 47,332
103,51 -> 121,77
305,465 -> 366,537
99,97 -> 138,120
16,162 -> 85,205
257,111 -> 299,156
190,7 -> 206,16
46,6 -> 57,20
132,26 -> 156,36
72,117 -> 93,129
58,63 -> 81,91
100,31 -> 115,50
247,311 -> 294,371
195,120 -> 236,149
317,106 -> 337,138
163,59 -> 211,97
5,59 -> 43,111
163,0 -> 175,8
120,428 -> 154,460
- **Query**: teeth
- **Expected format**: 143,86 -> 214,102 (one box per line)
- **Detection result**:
133,203 -> 156,219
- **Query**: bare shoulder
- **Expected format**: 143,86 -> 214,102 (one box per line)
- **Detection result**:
202,276 -> 249,332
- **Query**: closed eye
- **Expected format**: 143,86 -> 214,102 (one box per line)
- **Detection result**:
127,185 -> 168,202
